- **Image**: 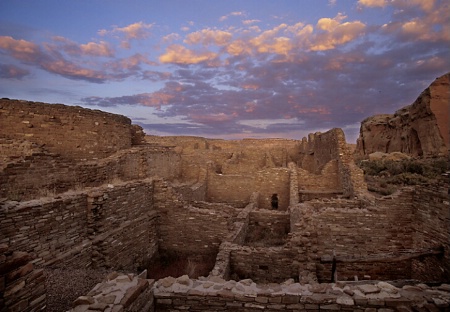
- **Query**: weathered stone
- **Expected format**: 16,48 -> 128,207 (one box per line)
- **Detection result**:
73,296 -> 95,306
358,284 -> 380,295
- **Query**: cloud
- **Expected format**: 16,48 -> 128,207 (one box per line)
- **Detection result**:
159,44 -> 218,64
162,33 -> 181,43
185,29 -> 233,46
357,0 -> 388,8
0,63 -> 30,79
219,11 -> 245,22
51,36 -> 114,57
0,36 -> 42,62
99,21 -> 153,48
310,14 -> 366,51
243,19 -> 260,25
0,36 -> 155,83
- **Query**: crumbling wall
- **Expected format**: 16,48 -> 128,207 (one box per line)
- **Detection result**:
0,99 -> 144,160
299,128 -> 366,198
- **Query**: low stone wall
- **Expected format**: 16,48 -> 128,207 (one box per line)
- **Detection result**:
230,246 -> 299,283
153,275 -> 450,311
1,245 -> 47,312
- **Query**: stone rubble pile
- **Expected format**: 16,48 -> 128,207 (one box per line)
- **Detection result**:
70,271 -> 154,312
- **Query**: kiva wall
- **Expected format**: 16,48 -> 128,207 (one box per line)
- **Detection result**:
0,99 -> 144,160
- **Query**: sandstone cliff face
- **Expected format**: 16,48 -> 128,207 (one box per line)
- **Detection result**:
356,72 -> 449,157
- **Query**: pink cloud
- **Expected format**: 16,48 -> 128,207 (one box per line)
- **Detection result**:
184,29 -> 232,46
51,36 -> 114,57
159,44 -> 218,64
0,36 -> 42,62
99,22 -> 153,49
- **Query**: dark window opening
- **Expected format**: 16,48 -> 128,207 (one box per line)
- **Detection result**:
271,194 -> 278,210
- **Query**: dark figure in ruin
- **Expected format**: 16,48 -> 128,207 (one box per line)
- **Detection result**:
271,194 -> 278,210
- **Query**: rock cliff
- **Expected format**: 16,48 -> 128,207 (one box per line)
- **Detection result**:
356,72 -> 449,157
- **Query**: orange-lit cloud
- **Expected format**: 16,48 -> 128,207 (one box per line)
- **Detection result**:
185,29 -> 232,46
159,44 -> 218,64
357,0 -> 388,8
310,14 -> 366,51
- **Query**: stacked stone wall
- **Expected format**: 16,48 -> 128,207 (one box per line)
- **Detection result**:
299,128 -> 366,198
0,146 -> 181,201
230,246 -> 299,283
153,180 -> 231,256
1,194 -> 90,266
0,99 -> 144,160
297,160 -> 340,192
207,168 -> 290,210
0,180 -> 158,271
412,183 -> 450,282
291,191 -> 415,282
86,181 -> 157,271
1,246 -> 47,312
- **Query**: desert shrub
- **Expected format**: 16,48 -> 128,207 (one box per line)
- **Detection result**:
358,160 -> 387,176
387,172 -> 428,185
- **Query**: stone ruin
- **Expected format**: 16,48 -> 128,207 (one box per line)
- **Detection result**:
0,98 -> 449,312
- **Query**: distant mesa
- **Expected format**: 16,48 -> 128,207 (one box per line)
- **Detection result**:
356,72 -> 450,157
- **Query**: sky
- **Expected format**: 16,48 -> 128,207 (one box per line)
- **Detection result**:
1,0 -> 449,142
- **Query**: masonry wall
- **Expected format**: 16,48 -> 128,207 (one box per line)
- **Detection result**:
154,180 -> 231,256
207,168 -> 290,210
412,183 -> 450,282
0,99 -> 144,160
1,245 -> 47,312
230,246 -> 299,283
0,145 -> 181,201
291,191 -> 415,282
86,181 -> 157,271
0,180 -> 159,271
299,128 -> 366,197
297,160 -> 340,192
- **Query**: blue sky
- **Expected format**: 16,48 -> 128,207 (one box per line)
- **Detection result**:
1,0 -> 449,142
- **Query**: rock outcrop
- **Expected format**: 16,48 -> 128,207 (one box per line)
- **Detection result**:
356,72 -> 449,157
